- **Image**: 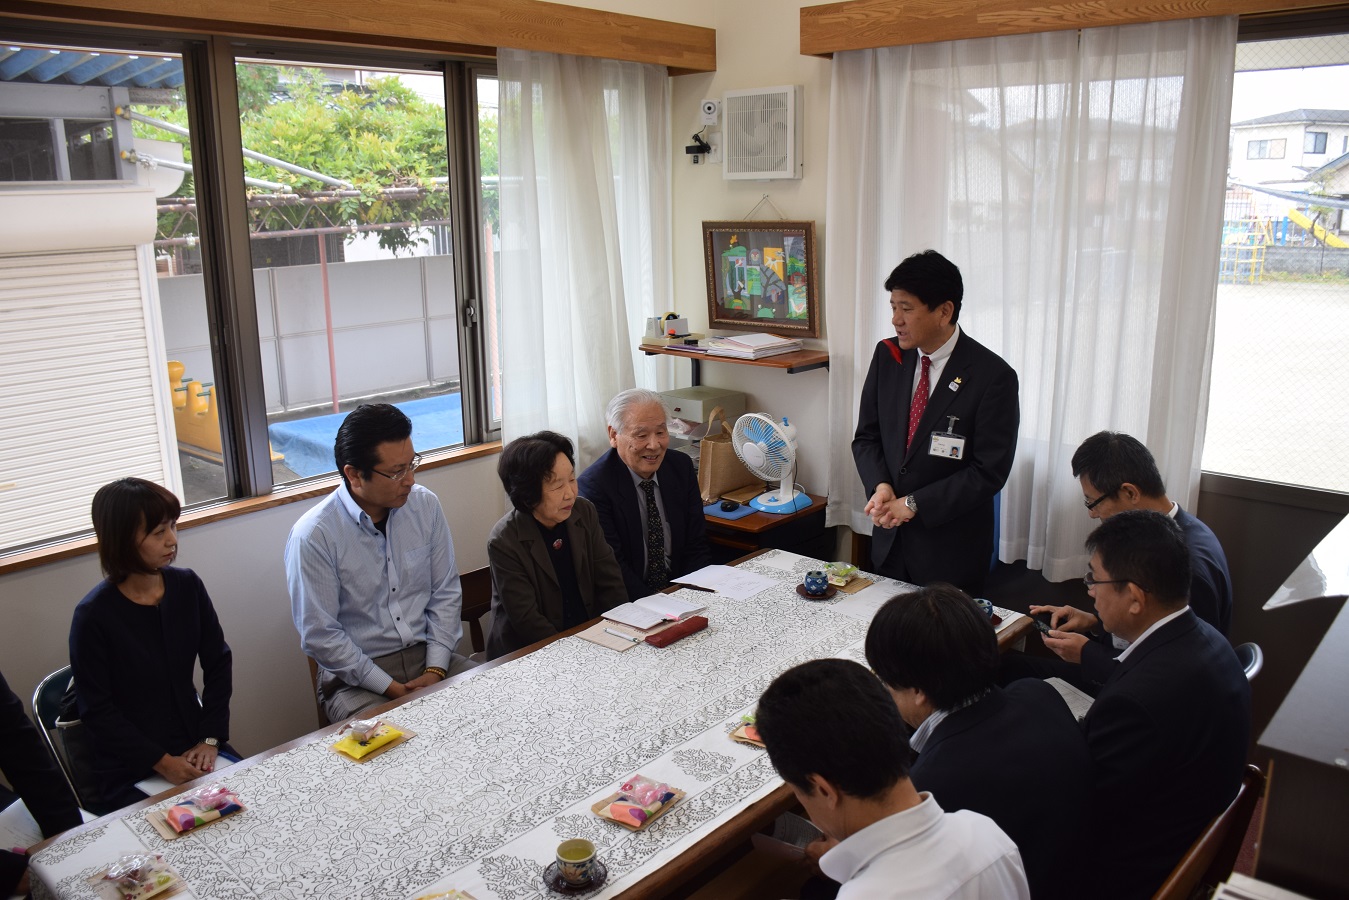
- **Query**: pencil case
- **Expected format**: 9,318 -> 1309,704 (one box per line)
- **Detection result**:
645,616 -> 708,647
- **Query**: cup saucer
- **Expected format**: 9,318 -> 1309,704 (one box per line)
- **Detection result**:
795,584 -> 838,600
543,859 -> 609,894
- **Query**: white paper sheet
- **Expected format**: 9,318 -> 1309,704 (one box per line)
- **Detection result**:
673,565 -> 779,601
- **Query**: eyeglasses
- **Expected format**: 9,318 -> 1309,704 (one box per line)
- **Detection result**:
1084,490 -> 1116,511
1083,571 -> 1141,592
371,454 -> 423,483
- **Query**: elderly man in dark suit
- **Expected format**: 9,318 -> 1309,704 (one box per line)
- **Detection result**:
1078,511 -> 1250,899
852,250 -> 1019,595
865,585 -> 1090,900
578,388 -> 711,600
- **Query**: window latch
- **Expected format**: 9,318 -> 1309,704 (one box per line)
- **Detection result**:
463,300 -> 479,326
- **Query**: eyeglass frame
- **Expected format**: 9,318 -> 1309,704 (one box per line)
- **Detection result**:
370,453 -> 423,483
1083,489 -> 1116,511
1083,570 -> 1149,594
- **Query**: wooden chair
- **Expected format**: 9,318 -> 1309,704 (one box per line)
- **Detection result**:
460,566 -> 493,657
1152,764 -> 1266,900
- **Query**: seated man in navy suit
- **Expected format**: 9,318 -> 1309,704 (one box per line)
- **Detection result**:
1029,431 -> 1234,693
1076,511 -> 1250,899
578,389 -> 710,600
865,584 -> 1090,900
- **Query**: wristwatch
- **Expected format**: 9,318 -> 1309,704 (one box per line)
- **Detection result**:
203,737 -> 219,747
904,494 -> 918,514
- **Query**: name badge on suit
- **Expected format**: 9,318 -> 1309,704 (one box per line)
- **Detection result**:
930,415 -> 966,460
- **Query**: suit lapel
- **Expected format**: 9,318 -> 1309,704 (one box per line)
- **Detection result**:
1101,611 -> 1198,691
511,510 -> 559,588
609,451 -> 643,548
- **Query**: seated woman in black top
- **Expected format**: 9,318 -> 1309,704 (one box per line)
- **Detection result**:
69,478 -> 237,814
486,431 -> 627,659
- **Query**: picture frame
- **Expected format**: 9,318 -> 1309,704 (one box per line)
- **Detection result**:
702,220 -> 820,338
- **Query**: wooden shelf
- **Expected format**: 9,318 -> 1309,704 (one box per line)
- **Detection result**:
640,344 -> 829,384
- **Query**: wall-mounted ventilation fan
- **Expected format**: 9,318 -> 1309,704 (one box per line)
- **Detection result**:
722,85 -> 803,181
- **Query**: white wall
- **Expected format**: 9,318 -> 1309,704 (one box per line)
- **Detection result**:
0,456 -> 505,754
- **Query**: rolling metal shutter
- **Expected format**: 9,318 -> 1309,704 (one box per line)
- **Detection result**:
0,246 -> 179,551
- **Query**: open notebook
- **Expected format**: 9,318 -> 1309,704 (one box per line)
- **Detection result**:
602,594 -> 707,631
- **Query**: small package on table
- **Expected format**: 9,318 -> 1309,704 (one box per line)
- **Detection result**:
330,719 -> 413,761
89,853 -> 184,900
592,774 -> 685,831
730,714 -> 764,748
145,783 -> 245,840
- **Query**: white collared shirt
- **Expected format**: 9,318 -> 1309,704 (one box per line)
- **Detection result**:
819,792 -> 1029,899
1115,605 -> 1190,663
911,325 -> 962,403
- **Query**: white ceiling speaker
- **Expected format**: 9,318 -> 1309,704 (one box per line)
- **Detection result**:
722,85 -> 803,181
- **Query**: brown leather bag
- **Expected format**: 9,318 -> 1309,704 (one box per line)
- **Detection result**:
696,406 -> 758,503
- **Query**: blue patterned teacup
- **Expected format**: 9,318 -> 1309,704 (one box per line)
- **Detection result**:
803,570 -> 829,596
557,838 -> 597,886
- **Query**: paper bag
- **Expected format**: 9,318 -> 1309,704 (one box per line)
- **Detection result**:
697,406 -> 759,503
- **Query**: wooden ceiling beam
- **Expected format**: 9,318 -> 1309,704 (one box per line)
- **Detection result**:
801,0 -> 1349,56
6,0 -> 717,73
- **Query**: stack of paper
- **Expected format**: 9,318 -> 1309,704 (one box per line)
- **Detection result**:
703,333 -> 802,360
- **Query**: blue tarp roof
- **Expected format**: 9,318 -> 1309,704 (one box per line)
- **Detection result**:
0,47 -> 184,89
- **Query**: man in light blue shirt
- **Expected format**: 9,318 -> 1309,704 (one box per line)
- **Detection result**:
285,403 -> 474,722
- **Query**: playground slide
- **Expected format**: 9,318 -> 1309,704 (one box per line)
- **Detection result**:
1286,207 -> 1349,248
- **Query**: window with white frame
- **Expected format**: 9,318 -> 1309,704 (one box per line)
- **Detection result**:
1246,138 -> 1287,158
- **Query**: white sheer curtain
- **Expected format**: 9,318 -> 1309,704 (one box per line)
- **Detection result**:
497,49 -> 672,466
825,18 -> 1236,581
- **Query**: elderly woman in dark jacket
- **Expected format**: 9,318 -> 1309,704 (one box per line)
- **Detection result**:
487,431 -> 627,659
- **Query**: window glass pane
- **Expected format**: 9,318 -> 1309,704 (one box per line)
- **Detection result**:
234,59 -> 462,484
476,73 -> 502,426
1206,37 -> 1349,492
0,40 -> 226,552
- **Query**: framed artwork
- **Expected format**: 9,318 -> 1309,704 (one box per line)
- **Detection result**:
702,220 -> 819,338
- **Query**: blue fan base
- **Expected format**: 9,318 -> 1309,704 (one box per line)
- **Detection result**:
749,492 -> 813,514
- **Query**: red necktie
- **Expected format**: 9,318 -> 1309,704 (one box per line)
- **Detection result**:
906,355 -> 931,451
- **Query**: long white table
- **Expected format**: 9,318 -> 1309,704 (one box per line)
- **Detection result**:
32,550 -> 917,899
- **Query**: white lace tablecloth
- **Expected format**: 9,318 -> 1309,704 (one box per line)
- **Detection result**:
31,551 -> 913,900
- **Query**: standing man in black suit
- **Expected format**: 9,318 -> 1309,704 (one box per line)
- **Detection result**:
578,388 -> 711,600
1027,431 -> 1234,693
865,585 -> 1090,900
1078,511 -> 1250,899
852,250 -> 1020,595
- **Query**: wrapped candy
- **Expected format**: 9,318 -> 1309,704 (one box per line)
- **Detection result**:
102,853 -> 179,899
618,775 -> 675,810
164,783 -> 243,833
332,721 -> 403,759
349,718 -> 381,741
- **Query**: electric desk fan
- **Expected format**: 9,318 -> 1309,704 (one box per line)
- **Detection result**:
730,413 -> 812,513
